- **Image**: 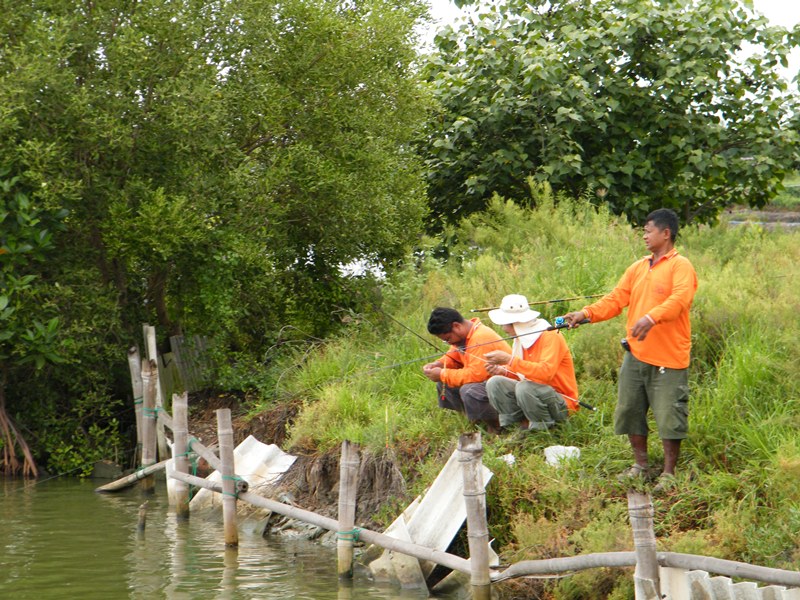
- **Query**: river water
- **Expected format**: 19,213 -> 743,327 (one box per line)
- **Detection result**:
0,478 -> 436,599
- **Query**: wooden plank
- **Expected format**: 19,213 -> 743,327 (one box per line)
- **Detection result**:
170,335 -> 211,392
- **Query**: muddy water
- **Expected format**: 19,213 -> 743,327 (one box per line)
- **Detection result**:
0,478 -> 435,599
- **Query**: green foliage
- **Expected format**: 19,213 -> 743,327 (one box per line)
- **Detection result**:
0,171 -> 67,366
0,0 -> 431,345
423,0 -> 800,228
0,0 -> 433,469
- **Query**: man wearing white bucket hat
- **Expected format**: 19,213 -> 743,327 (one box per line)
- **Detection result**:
484,294 -> 579,432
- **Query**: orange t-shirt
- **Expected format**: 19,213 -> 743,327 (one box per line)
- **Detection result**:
440,318 -> 512,387
506,330 -> 580,413
583,249 -> 698,369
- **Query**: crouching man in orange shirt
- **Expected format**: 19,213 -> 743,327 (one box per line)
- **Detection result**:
563,208 -> 698,492
483,294 -> 580,432
422,307 -> 511,433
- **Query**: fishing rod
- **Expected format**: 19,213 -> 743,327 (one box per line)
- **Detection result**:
273,319 -> 597,411
374,306 -> 440,352
471,293 -> 608,313
367,319 -> 597,411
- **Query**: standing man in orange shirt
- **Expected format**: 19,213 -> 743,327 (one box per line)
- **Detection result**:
483,295 -> 579,432
422,307 -> 512,433
563,208 -> 697,492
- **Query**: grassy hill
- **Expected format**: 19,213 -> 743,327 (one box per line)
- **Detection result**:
247,191 -> 799,599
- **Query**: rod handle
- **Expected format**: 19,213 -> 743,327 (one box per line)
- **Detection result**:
552,318 -> 590,329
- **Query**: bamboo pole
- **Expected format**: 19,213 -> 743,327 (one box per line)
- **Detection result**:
658,553 -> 800,587
492,551 -> 800,588
140,359 -> 158,495
493,552 -> 638,581
458,432 -> 491,600
217,408 -> 239,547
144,324 -> 169,461
127,345 -> 143,465
337,440 -> 360,579
172,392 -> 190,518
95,458 -> 170,492
170,470 -> 473,575
627,491 -> 660,600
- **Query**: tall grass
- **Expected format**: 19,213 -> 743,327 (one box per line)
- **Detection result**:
257,190 -> 799,598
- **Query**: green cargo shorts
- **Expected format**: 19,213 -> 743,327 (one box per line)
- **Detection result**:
615,351 -> 689,439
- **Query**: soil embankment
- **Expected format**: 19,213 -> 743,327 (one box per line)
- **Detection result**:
186,392 -> 410,528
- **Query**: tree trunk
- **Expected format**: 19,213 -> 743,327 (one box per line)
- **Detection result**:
0,368 -> 38,478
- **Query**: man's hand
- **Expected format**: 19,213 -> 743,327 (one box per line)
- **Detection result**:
630,315 -> 655,341
422,361 -> 444,382
562,310 -> 587,328
485,362 -> 508,376
485,350 -> 511,365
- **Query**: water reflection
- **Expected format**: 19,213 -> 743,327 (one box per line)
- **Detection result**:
0,478 -> 440,599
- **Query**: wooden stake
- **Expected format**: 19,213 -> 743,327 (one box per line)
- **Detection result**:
140,359 -> 158,495
217,408 -> 239,547
337,440 -> 360,579
172,392 -> 190,519
127,345 -> 143,465
627,491 -> 660,600
137,501 -> 148,536
458,432 -> 491,600
144,324 -> 169,462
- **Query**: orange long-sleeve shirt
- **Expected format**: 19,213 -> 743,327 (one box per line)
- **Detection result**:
506,330 -> 580,413
583,249 -> 698,369
440,318 -> 511,387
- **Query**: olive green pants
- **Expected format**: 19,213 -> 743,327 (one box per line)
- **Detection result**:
486,376 -> 567,430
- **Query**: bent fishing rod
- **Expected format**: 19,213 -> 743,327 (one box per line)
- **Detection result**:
373,319 -> 597,411
471,293 -> 607,313
274,319 -> 597,411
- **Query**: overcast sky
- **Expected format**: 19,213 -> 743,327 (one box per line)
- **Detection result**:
425,0 -> 800,81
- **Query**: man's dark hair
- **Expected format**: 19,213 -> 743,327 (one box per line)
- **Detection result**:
427,307 -> 465,334
646,208 -> 679,242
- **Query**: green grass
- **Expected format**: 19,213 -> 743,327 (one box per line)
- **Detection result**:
254,192 -> 799,599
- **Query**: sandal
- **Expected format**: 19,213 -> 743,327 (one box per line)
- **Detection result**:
617,463 -> 647,481
653,473 -> 676,494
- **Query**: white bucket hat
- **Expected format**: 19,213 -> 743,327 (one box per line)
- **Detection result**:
489,294 -> 547,349
488,294 -> 540,325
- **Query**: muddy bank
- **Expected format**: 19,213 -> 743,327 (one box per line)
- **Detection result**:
186,391 -> 415,529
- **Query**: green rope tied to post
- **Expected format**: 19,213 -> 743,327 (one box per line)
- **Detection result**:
337,527 -> 361,543
142,406 -> 159,419
181,437 -> 201,500
222,474 -> 244,499
133,396 -> 143,405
